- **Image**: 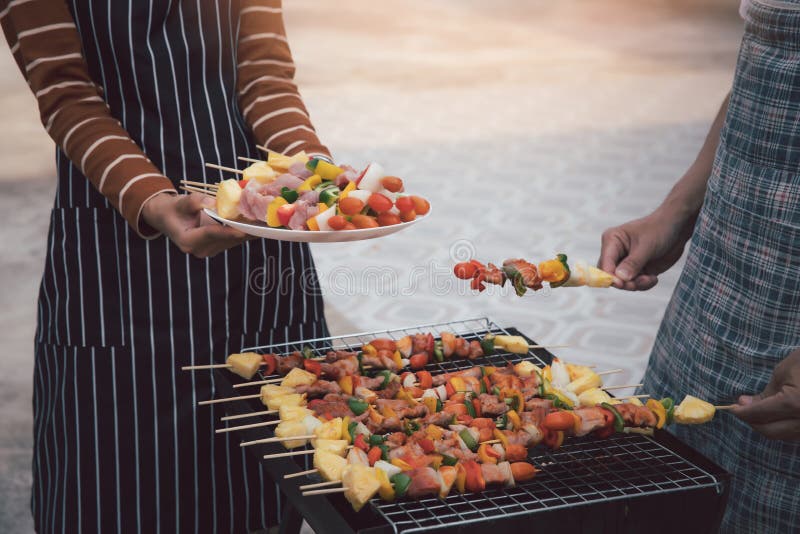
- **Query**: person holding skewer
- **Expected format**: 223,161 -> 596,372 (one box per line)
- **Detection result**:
597,2 -> 800,532
1,0 -> 332,531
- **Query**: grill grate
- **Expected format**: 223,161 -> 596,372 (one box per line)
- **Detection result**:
241,317 -> 724,534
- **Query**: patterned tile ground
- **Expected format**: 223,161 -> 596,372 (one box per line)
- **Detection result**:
0,1 -> 741,531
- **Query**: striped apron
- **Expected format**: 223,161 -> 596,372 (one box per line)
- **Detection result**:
31,1 -> 328,532
642,1 -> 800,532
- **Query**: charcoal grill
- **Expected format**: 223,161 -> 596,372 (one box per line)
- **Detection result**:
213,318 -> 729,534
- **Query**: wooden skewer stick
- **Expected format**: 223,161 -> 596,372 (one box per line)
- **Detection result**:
238,156 -> 263,164
299,480 -> 340,491
303,487 -> 346,496
265,446 -> 353,461
180,185 -> 216,196
529,344 -> 570,350
714,404 -> 737,410
596,369 -> 624,376
256,145 -> 269,153
216,419 -> 281,434
233,379 -> 278,389
284,468 -> 318,479
603,384 -> 643,391
180,179 -> 219,189
182,363 -> 231,371
198,393 -> 260,406
240,434 -> 316,447
622,394 -> 650,399
205,162 -> 244,175
221,409 -> 277,421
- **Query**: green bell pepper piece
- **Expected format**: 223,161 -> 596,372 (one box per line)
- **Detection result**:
301,346 -> 315,359
480,335 -> 495,355
464,398 -> 476,418
391,473 -> 412,498
319,186 -> 340,206
280,187 -> 299,204
368,434 -> 386,446
378,370 -> 393,389
660,397 -> 675,425
441,454 -> 458,467
348,397 -> 369,416
459,428 -> 479,452
433,340 -> 444,362
601,402 -> 625,432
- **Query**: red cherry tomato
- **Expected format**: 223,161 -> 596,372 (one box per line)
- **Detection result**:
377,213 -> 401,226
395,196 -> 414,213
338,196 -> 364,216
416,371 -> 433,389
380,176 -> 404,193
410,196 -> 430,216
418,438 -> 435,454
303,359 -> 322,377
453,262 -> 479,280
262,354 -> 277,376
543,411 -> 576,432
399,210 -> 416,222
350,214 -> 379,229
238,179 -> 249,188
367,193 -> 393,213
409,352 -> 429,370
342,222 -> 358,230
277,203 -> 296,227
367,446 -> 382,466
505,444 -> 528,462
328,215 -> 348,230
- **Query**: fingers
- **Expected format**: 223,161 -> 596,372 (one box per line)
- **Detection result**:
730,392 -> 793,425
598,229 -> 627,278
177,225 -> 249,258
751,419 -> 800,441
176,192 -> 215,215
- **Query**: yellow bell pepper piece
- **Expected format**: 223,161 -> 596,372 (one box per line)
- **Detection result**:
338,376 -> 354,396
306,216 -> 320,231
375,467 -> 396,502
297,174 -> 322,192
311,160 -> 344,181
396,388 -> 419,406
493,428 -> 509,449
538,259 -> 569,284
430,454 -> 443,470
266,196 -> 288,227
339,180 -> 357,199
392,350 -> 403,370
425,424 -> 444,440
361,344 -> 377,357
449,377 -> 466,393
646,399 -> 667,429
455,463 -> 467,494
390,458 -> 413,471
422,396 -> 438,415
477,443 -> 498,464
506,410 -> 522,431
382,405 -> 398,419
482,366 -> 497,376
341,416 -> 352,444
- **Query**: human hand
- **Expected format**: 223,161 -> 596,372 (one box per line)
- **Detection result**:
730,350 -> 800,441
597,207 -> 696,291
142,192 -> 249,258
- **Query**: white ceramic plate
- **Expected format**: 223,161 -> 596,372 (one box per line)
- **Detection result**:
203,207 -> 430,243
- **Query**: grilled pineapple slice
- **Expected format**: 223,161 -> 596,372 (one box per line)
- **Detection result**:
260,384 -> 294,405
226,352 -> 262,379
563,261 -> 614,288
514,360 -> 541,378
215,179 -> 242,220
566,363 -> 594,381
242,161 -> 276,184
313,417 -> 343,441
281,368 -> 317,388
279,405 -> 313,422
273,420 -> 309,449
266,393 -> 305,412
313,450 -> 348,482
493,335 -> 529,354
314,439 -> 349,457
577,387 -> 612,407
342,464 -> 381,512
566,371 -> 602,395
674,395 -> 716,425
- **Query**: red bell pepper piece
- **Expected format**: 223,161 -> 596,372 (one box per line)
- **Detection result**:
470,272 -> 487,292
262,354 -> 277,376
367,446 -> 382,466
463,460 -> 486,493
354,434 -> 369,452
418,438 -> 435,454
303,359 -> 322,377
416,371 -> 433,390
238,179 -> 249,188
472,398 -> 482,418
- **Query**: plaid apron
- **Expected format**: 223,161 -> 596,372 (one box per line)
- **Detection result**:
641,1 -> 800,532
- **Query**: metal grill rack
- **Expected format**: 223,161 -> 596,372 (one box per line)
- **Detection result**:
236,317 -> 728,534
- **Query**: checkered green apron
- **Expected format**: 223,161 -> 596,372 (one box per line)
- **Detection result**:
641,1 -> 800,532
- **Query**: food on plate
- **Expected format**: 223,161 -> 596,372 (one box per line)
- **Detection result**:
453,254 -> 615,294
210,152 -> 429,232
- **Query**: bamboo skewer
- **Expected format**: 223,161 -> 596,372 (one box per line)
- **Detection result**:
198,393 -> 260,406
205,162 -> 244,175
238,156 -> 263,164
180,185 -> 216,196
221,409 -> 277,421
216,419 -> 281,434
180,179 -> 219,189
603,384 -> 643,391
714,404 -> 737,410
529,344 -> 570,350
267,449 -> 327,461
303,487 -> 346,496
596,369 -> 623,376
240,434 -> 316,447
182,363 -> 232,371
284,468 -> 318,479
299,480 -> 340,491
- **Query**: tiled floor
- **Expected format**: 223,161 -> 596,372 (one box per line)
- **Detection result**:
0,1 -> 742,531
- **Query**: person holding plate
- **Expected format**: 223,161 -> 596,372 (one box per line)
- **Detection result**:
2,0 -> 329,531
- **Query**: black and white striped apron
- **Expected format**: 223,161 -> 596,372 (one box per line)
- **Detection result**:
31,1 -> 328,532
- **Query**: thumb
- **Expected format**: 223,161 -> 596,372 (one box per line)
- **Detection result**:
615,246 -> 653,282
177,193 -> 214,215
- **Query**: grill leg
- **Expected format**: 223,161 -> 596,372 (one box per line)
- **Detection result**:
277,501 -> 303,534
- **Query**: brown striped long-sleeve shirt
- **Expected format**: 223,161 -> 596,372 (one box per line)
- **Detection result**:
1,0 -> 329,238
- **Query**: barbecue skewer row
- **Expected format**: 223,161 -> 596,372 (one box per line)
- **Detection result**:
453,254 -> 620,294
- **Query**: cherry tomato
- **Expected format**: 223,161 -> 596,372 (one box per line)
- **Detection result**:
262,354 -> 278,376
367,446 -> 382,466
409,352 -> 429,370
542,428 -> 564,450
367,193 -> 393,213
377,213 -> 401,226
543,411 -> 575,431
238,179 -> 249,188
410,196 -> 430,216
395,196 -> 414,213
416,370 -> 433,389
303,359 -> 322,377
505,444 -> 528,462
380,176 -> 404,193
277,203 -> 296,227
510,462 -> 538,482
371,339 -> 397,352
418,438 -> 435,454
342,222 -> 358,230
399,210 -> 416,222
328,215 -> 348,230
350,214 -> 379,229
338,196 -> 364,216
453,262 -> 479,280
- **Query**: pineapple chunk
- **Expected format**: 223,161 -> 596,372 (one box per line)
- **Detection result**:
265,150 -> 309,172
281,368 -> 317,388
226,352 -> 262,380
313,417 -> 343,441
266,393 -> 305,412
514,360 -> 541,378
242,161 -> 276,184
314,450 -> 348,482
674,395 -> 716,425
342,464 -> 381,512
260,384 -> 294,405
625,397 -> 644,407
493,335 -> 529,354
566,371 -> 602,395
314,439 -> 349,457
578,387 -> 613,407
279,405 -> 313,422
564,261 -> 614,288
215,179 -> 242,220
273,420 -> 309,449
566,363 -> 594,381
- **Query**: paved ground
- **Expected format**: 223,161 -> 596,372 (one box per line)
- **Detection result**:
0,0 -> 742,531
